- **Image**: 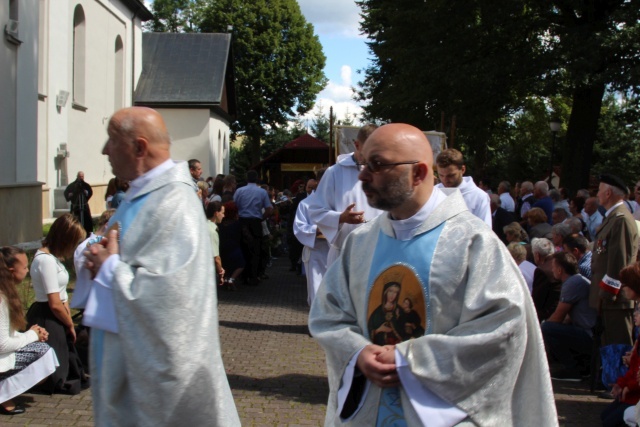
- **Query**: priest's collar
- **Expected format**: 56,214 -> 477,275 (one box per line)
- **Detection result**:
389,186 -> 447,241
126,159 -> 176,200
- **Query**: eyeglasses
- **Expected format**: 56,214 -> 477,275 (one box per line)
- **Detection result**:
356,160 -> 419,173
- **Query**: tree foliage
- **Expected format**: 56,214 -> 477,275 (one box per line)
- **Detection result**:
147,0 -> 327,166
198,0 -> 327,165
310,105 -> 331,143
356,0 -> 640,190
146,0 -> 203,32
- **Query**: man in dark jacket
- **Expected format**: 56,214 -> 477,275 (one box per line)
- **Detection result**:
64,171 -> 93,234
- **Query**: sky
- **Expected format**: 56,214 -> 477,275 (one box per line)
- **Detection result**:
297,0 -> 370,125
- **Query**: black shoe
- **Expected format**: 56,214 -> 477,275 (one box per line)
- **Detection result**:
551,370 -> 582,382
0,404 -> 25,415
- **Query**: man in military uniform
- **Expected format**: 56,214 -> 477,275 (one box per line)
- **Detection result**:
590,174 -> 639,346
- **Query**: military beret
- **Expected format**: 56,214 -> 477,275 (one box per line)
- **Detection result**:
599,173 -> 629,195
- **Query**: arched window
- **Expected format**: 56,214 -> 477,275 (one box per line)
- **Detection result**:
72,5 -> 86,105
114,36 -> 124,110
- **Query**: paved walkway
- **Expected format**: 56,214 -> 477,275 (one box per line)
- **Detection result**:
1,257 -> 614,425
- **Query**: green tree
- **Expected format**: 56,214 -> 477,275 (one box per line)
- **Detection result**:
198,0 -> 327,165
535,1 -> 640,191
591,93 -> 640,186
356,0 -> 547,175
146,0 -> 203,32
356,0 -> 640,190
310,105 -> 331,143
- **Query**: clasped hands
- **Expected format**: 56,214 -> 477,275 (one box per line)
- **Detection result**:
29,324 -> 49,342
356,344 -> 399,388
84,229 -> 120,279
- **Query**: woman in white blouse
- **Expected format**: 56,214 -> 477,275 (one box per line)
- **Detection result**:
27,213 -> 88,395
0,246 -> 56,415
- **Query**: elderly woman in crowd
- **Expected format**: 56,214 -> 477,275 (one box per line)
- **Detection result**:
526,207 -> 553,239
507,242 -> 535,293
551,223 -> 572,252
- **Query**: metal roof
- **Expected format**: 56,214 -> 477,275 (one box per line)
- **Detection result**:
134,33 -> 236,118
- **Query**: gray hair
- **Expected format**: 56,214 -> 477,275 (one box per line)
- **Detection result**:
576,189 -> 590,198
549,189 -> 561,202
521,181 -> 534,192
604,183 -> 626,198
552,223 -> 572,239
535,181 -> 549,196
565,217 -> 583,234
531,237 -> 554,258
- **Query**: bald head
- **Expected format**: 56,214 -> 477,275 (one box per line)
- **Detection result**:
366,124 -> 434,167
359,124 -> 433,219
110,107 -> 171,147
103,107 -> 172,181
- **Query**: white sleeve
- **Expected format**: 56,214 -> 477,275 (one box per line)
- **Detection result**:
35,255 -> 62,295
0,299 -> 38,354
395,349 -> 467,426
83,254 -> 120,333
336,348 -> 370,420
307,168 -> 343,246
293,202 -> 317,248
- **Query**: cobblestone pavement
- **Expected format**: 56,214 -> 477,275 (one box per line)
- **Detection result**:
0,257 -> 615,426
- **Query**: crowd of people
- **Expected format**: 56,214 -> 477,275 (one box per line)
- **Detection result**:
3,107 -> 640,426
485,171 -> 640,426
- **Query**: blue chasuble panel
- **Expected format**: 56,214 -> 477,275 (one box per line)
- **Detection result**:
365,224 -> 445,426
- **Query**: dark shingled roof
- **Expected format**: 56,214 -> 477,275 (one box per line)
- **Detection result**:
134,33 -> 236,119
252,133 -> 328,169
284,134 -> 329,149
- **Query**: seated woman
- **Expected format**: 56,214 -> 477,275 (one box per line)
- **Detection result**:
0,246 -> 57,415
507,242 -> 535,293
28,214 -> 88,395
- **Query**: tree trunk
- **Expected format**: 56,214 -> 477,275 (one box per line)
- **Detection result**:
560,82 -> 606,192
249,134 -> 261,167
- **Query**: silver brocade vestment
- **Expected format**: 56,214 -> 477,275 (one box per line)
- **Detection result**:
92,162 -> 240,427
309,190 -> 558,426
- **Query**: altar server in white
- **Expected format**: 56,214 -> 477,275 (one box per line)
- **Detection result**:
435,148 -> 492,226
307,124 -> 383,267
309,124 -> 557,426
294,174 -> 330,305
85,107 -> 240,427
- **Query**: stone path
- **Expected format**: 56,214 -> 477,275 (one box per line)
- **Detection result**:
0,257 -> 614,425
